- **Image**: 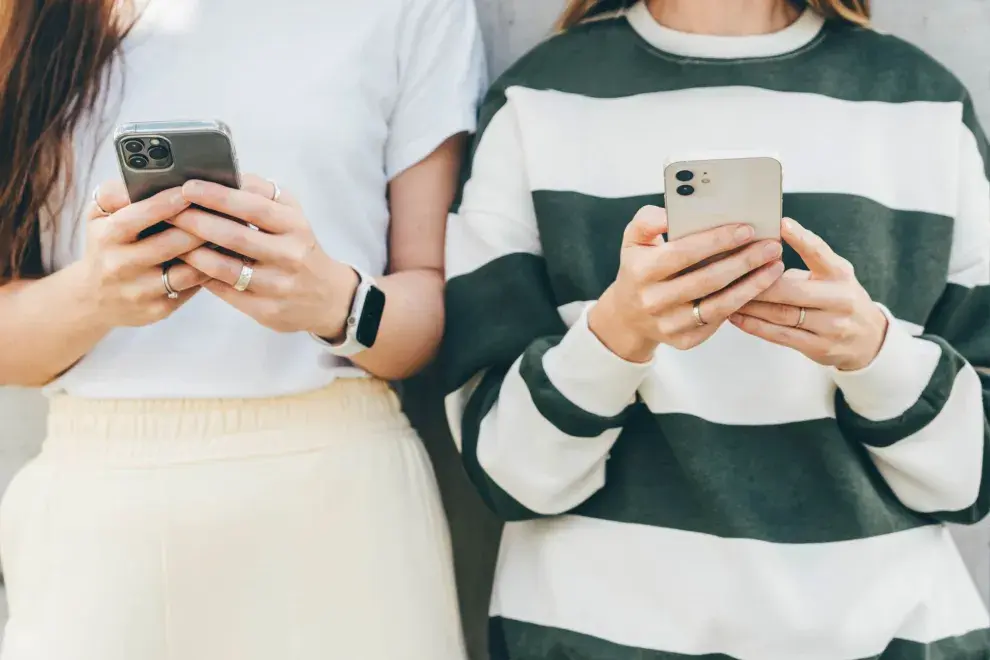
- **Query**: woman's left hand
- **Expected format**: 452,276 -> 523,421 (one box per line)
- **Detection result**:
729,217 -> 889,372
170,174 -> 357,338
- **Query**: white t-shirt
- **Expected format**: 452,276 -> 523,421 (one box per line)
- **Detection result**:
45,0 -> 486,399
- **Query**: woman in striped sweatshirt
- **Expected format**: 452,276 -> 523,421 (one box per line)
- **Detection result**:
442,0 -> 990,658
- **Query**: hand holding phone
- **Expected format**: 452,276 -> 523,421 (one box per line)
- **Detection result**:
80,181 -> 209,327
589,205 -> 784,362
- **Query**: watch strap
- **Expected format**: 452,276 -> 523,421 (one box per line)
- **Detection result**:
310,267 -> 378,357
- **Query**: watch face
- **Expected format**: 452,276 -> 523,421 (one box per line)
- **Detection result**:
355,286 -> 385,348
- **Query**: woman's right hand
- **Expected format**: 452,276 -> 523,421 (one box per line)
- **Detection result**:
80,181 -> 209,328
589,205 -> 784,362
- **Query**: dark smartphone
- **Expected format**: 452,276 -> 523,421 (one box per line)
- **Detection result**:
113,120 -> 241,241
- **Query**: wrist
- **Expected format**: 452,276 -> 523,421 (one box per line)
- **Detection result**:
588,287 -> 657,364
309,258 -> 359,341
838,305 -> 890,372
65,260 -> 116,335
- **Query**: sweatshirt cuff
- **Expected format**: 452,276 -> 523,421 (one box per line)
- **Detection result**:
830,306 -> 942,422
542,303 -> 655,417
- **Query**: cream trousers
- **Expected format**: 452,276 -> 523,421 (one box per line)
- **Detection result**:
0,379 -> 466,660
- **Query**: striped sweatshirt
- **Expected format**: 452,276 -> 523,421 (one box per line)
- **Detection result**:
442,4 -> 990,660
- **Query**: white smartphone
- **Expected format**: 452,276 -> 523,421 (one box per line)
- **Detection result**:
663,152 -> 783,243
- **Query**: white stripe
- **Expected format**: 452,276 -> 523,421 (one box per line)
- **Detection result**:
475,358 -> 615,515
868,364 -> 987,513
508,85 -> 962,216
949,125 -> 990,288
558,300 -> 926,426
492,516 -> 989,658
446,105 -> 540,281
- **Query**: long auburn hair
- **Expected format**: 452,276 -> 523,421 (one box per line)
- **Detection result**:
0,1 -> 132,282
557,0 -> 870,30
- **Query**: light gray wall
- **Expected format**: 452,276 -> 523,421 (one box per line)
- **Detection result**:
0,2 -> 987,659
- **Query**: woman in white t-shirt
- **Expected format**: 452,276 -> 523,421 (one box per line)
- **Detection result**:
0,1 -> 485,658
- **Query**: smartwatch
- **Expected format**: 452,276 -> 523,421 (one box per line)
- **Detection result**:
310,266 -> 385,357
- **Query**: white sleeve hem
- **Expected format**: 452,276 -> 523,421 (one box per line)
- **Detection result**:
386,111 -> 478,181
542,303 -> 655,417
830,305 -> 942,422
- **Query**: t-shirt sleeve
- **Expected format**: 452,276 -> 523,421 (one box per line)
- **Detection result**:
385,0 -> 487,180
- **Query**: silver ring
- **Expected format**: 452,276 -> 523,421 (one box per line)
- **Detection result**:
267,179 -> 281,203
92,186 -> 110,216
692,300 -> 707,327
795,307 -> 807,328
162,265 -> 179,300
233,262 -> 254,292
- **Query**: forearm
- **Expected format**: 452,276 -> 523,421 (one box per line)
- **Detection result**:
348,269 -> 444,381
0,263 -> 111,387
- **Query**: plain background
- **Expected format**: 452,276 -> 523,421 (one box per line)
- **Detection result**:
1,1 -> 989,658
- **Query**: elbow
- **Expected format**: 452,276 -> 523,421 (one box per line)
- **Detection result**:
0,358 -> 56,389
359,341 -> 440,382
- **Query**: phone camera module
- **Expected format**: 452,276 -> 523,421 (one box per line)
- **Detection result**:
676,184 -> 695,196
147,145 -> 169,160
123,139 -> 144,154
675,170 -> 694,182
128,154 -> 149,169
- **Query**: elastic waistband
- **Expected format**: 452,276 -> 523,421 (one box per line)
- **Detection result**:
42,379 -> 411,465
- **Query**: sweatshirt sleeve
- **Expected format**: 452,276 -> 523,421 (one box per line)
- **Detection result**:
832,95 -> 990,524
441,92 -> 653,521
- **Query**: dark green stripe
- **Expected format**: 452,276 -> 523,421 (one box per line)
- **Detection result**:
836,340 -> 966,448
530,190 -> 955,328
459,364 -> 544,521
445,193 -> 958,397
473,18 -> 968,145
442,252 -> 565,395
572,406 -> 929,543
490,618 -> 990,660
519,336 -> 636,438
925,284 -> 990,368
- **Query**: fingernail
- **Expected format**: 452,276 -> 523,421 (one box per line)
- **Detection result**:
171,190 -> 185,205
730,314 -> 743,324
183,180 -> 203,195
736,226 -> 754,242
764,242 -> 782,258
782,218 -> 794,231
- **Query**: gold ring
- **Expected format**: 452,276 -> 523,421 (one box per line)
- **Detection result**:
233,262 -> 254,292
692,300 -> 707,327
795,307 -> 807,328
92,186 -> 110,216
162,265 -> 179,300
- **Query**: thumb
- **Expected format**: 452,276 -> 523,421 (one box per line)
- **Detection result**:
623,205 -> 667,247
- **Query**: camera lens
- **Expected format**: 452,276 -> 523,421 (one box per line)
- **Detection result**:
676,170 -> 694,182
123,139 -> 144,154
677,184 -> 695,196
128,155 -> 149,169
147,146 -> 169,160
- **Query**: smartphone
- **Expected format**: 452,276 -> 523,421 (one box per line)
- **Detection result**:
663,152 -> 782,244
113,120 -> 241,240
